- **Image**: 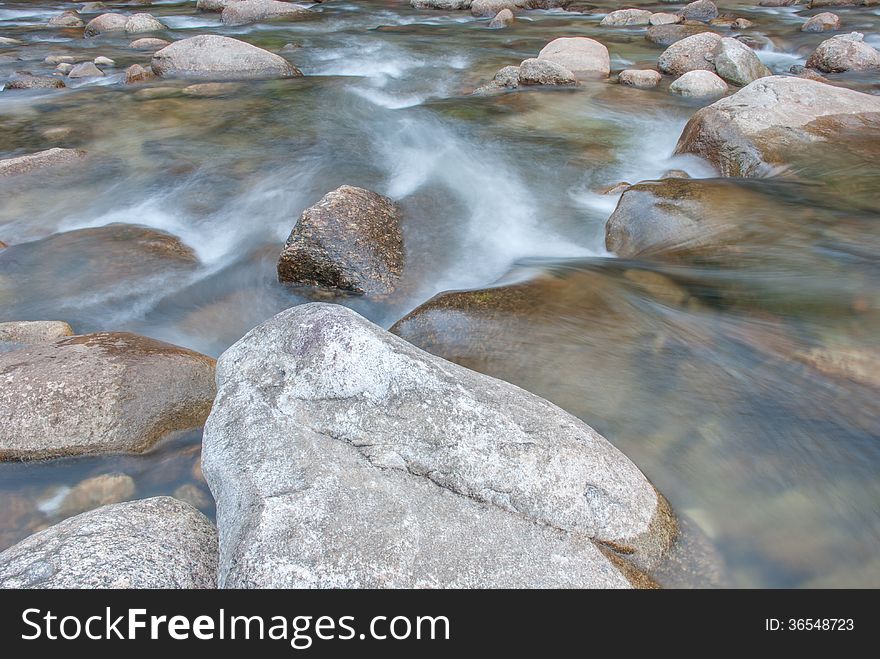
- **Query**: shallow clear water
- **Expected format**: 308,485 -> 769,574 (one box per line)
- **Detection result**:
0,0 -> 878,587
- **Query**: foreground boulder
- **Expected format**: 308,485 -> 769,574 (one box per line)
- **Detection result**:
658,32 -> 722,76
0,321 -> 73,345
221,0 -> 311,26
675,76 -> 880,176
151,35 -> 302,80
203,303 -> 675,588
0,149 -> 85,177
805,32 -> 880,72
0,332 -> 216,460
537,37 -> 610,79
0,497 -> 217,588
277,185 -> 404,296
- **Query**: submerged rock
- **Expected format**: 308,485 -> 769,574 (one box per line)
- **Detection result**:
805,32 -> 880,72
0,497 -> 217,588
646,23 -> 714,47
203,303 -> 675,588
0,331 -> 216,460
129,37 -> 170,50
517,57 -> 578,86
411,0 -> 474,7
658,32 -> 722,76
48,11 -> 84,28
712,37 -> 771,86
537,37 -> 610,79
675,76 -> 880,176
488,8 -> 515,27
0,148 -> 85,177
650,12 -> 681,26
601,9 -> 653,26
802,12 -> 840,32
618,68 -> 662,88
151,35 -> 302,80
277,185 -> 404,296
54,473 -> 136,519
0,321 -> 73,345
124,63 -> 156,84
68,61 -> 105,78
669,69 -> 728,96
5,72 -> 66,90
221,0 -> 311,26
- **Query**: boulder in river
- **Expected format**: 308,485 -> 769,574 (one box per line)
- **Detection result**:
48,11 -> 85,28
805,32 -> 880,72
669,69 -> 728,96
488,8 -> 515,27
618,68 -> 662,88
712,37 -> 771,86
124,63 -> 156,84
203,303 -> 675,588
129,37 -> 170,50
649,12 -> 681,26
68,61 -> 105,78
0,148 -> 86,177
0,331 -> 216,460
677,0 -> 718,22
601,9 -> 653,26
646,23 -> 714,47
151,35 -> 302,80
0,321 -> 73,345
517,57 -> 578,86
657,32 -> 722,76
801,12 -> 840,32
471,0 -> 518,16
277,185 -> 404,296
53,473 -> 136,520
0,497 -> 217,588
197,0 -> 236,10
221,0 -> 311,26
83,12 -> 128,37
675,75 -> 880,176
5,72 -> 66,90
124,13 -> 166,33
537,37 -> 610,79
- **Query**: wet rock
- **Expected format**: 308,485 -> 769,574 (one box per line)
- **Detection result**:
197,0 -> 235,10
646,23 -> 714,47
5,72 -> 66,90
601,9 -> 653,26
805,32 -> 880,73
277,185 -> 404,296
537,37 -> 610,79
0,321 -> 73,345
151,35 -> 302,80
129,37 -> 170,50
808,0 -> 877,6
789,63 -> 830,82
173,484 -> 211,510
125,13 -> 166,33
55,63 -> 74,75
182,82 -> 240,97
221,0 -> 311,26
44,55 -> 76,65
758,0 -> 799,5
618,68 -> 662,87
675,76 -> 880,176
713,37 -> 771,86
677,0 -> 718,22
658,32 -> 722,76
83,12 -> 128,37
68,61 -> 104,78
0,331 -> 216,461
124,63 -> 156,84
488,8 -> 515,27
669,69 -> 728,96
0,148 -> 85,177
40,126 -> 74,141
133,86 -> 180,100
802,12 -> 840,32
48,11 -> 84,28
474,64 -> 521,93
518,58 -> 578,85
203,303 -> 675,588
80,2 -> 107,12
54,473 -> 136,519
0,241 -> 6,250
709,16 -> 753,29
411,0 -> 474,7
600,181 -> 632,195
0,497 -> 217,588
471,0 -> 517,16
650,12 -> 681,26
94,56 -> 115,67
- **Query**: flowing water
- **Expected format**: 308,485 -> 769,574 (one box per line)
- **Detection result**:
1,0 -> 878,587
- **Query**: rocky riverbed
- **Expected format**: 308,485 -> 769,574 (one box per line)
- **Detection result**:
0,0 -> 878,588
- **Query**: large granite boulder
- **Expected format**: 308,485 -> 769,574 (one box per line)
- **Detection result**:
537,37 -> 611,79
151,35 -> 302,80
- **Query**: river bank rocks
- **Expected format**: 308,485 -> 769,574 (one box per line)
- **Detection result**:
277,185 -> 404,296
151,35 -> 302,80
221,0 -> 311,26
0,332 -> 216,460
802,12 -> 840,32
0,497 -> 217,588
601,9 -> 653,26
805,33 -> 880,72
675,76 -> 880,176
0,321 -> 73,345
669,69 -> 728,96
0,148 -> 86,177
202,303 -> 675,588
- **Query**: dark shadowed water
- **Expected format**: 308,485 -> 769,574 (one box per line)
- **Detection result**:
1,0 -> 878,587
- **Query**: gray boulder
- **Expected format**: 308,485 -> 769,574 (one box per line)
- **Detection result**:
658,32 -> 722,76
618,69 -> 662,88
197,0 -> 238,9
0,497 -> 217,588
649,12 -> 681,26
124,13 -> 166,33
669,69 -> 727,96
5,73 -> 66,90
203,303 -> 675,588
83,12 -> 128,37
471,0 -> 519,16
601,9 -> 653,26
805,32 -> 880,72
646,23 -> 714,46
221,0 -> 311,26
537,37 -> 610,79
129,37 -> 170,50
675,75 -> 880,176
48,11 -> 84,28
68,61 -> 104,78
0,332 -> 216,460
151,35 -> 302,80
488,8 -> 515,27
677,0 -> 718,22
802,12 -> 840,32
0,321 -> 73,345
712,37 -> 771,86
0,148 -> 85,177
517,57 -> 578,86
277,185 -> 404,296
